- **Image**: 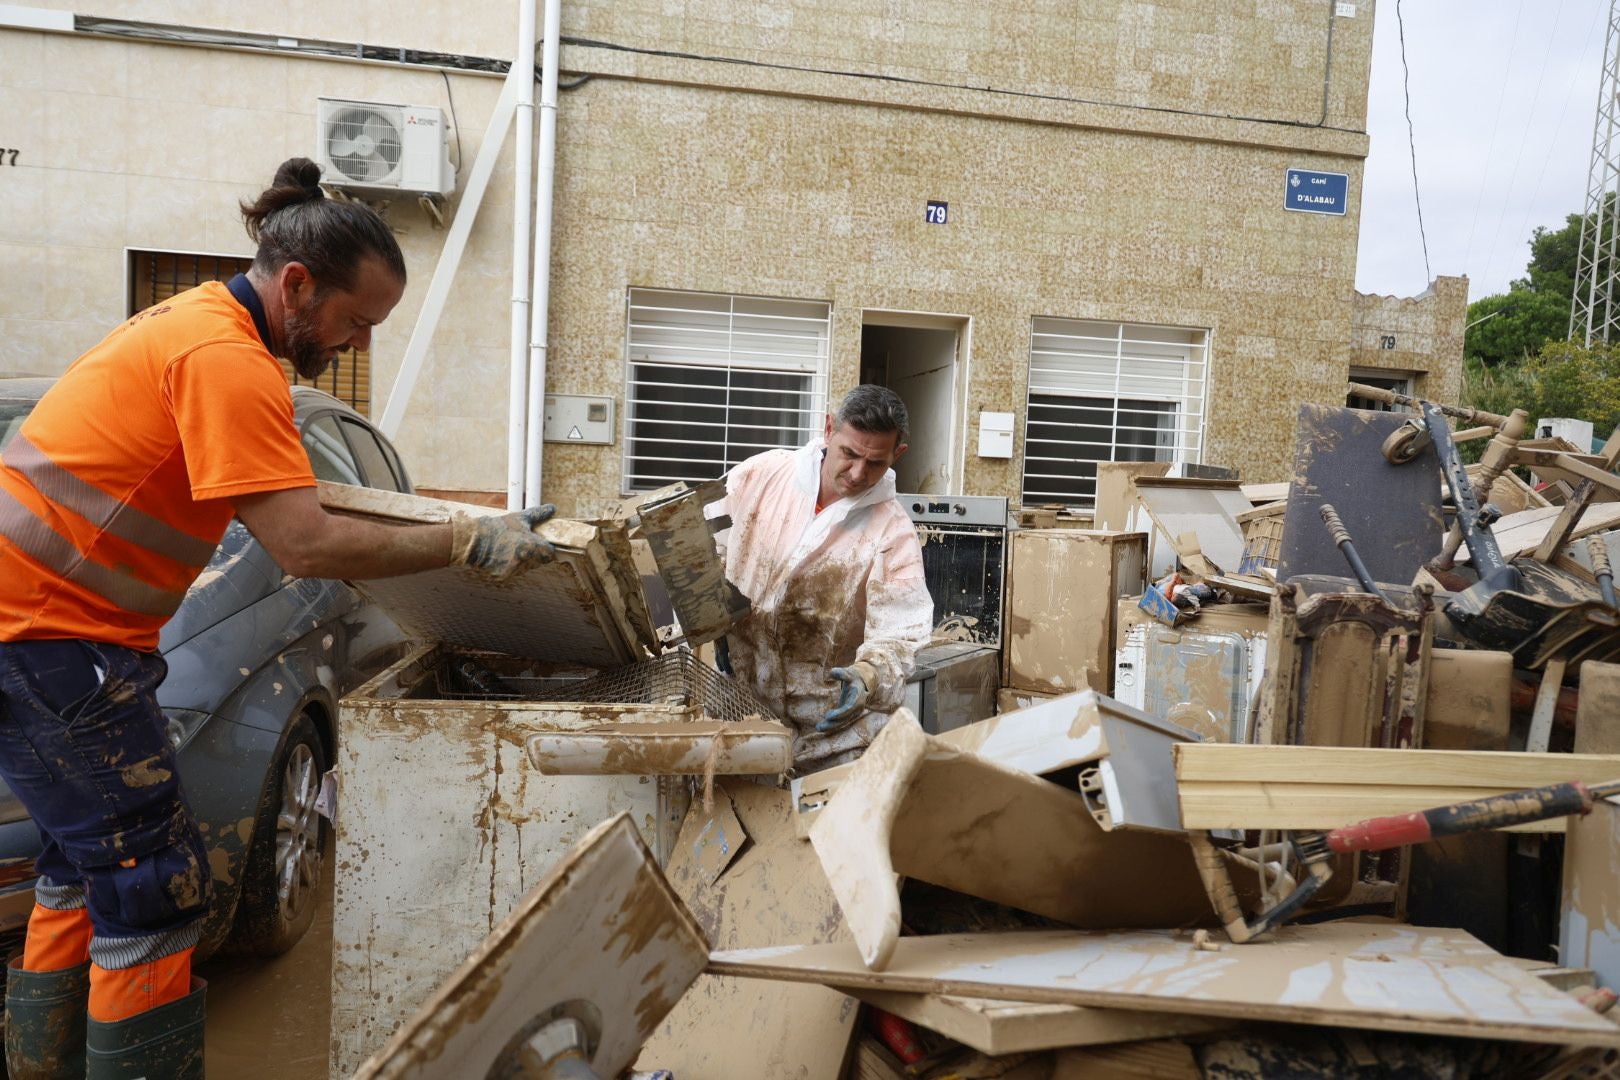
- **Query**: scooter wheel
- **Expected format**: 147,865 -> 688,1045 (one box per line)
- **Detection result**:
1382,424 -> 1424,464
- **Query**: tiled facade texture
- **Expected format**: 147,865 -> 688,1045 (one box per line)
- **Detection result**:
1,0 -> 1464,511
1349,277 -> 1469,406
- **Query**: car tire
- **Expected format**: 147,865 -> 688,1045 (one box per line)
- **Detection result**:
226,712 -> 328,958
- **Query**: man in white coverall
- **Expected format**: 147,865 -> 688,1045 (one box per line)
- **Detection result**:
721,385 -> 933,771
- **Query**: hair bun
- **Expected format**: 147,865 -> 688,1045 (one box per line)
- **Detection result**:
271,157 -> 324,201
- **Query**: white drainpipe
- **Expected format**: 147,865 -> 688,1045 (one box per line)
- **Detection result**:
507,0 -> 538,510
524,0 -> 561,506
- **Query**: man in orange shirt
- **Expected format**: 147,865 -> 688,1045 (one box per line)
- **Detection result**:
0,158 -> 552,1079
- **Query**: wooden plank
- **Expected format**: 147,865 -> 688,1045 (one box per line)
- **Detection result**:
1094,461 -> 1171,532
637,781 -> 858,1079
809,709 -> 923,968
1531,426 -> 1620,561
1175,743 -> 1620,786
1178,784 -> 1575,832
851,990 -> 1229,1055
1528,657 -> 1570,754
354,814 -> 709,1079
1175,744 -> 1620,832
1559,799 -> 1620,994
708,923 -> 1620,1048
1458,502 -> 1620,562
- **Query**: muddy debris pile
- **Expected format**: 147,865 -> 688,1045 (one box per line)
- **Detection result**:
344,397 -> 1620,1080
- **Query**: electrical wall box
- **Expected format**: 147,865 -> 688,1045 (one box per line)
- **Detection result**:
978,411 -> 1014,458
543,394 -> 615,444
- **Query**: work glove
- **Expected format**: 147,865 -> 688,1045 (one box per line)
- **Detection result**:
818,660 -> 878,733
450,505 -> 557,581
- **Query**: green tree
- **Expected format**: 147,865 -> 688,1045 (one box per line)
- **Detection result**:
1463,289 -> 1570,368
1463,195 -> 1620,367
1462,339 -> 1620,444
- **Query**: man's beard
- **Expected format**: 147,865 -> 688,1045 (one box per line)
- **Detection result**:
283,303 -> 335,380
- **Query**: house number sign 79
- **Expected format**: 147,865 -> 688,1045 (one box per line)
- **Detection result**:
925,200 -> 948,224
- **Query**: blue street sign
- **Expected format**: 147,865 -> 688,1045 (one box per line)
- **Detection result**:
1284,168 -> 1349,216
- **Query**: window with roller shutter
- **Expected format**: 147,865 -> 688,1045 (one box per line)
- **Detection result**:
126,249 -> 373,415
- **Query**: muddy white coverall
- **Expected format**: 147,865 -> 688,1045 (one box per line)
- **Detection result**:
719,439 -> 933,770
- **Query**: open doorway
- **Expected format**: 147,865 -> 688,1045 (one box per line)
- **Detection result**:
859,311 -> 969,494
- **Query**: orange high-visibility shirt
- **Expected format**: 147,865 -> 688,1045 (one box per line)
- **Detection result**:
0,281 -> 316,650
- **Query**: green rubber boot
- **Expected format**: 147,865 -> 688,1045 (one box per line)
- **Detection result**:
85,977 -> 206,1080
4,957 -> 90,1079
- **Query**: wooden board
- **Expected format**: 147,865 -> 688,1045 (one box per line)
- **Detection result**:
353,814 -> 709,1079
1004,530 -> 1146,695
807,711 -> 1236,970
1176,743 -> 1620,832
1560,800 -> 1620,993
709,923 -> 1620,1048
1279,405 -> 1445,587
851,990 -> 1228,1055
1094,461 -> 1171,532
1454,502 -> 1620,562
637,781 -> 858,1079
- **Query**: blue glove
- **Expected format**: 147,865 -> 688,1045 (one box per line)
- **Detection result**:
818,663 -> 874,733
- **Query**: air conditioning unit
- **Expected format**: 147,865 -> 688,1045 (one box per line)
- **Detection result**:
315,97 -> 455,197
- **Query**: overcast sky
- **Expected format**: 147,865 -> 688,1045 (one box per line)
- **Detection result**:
1357,0 -> 1607,303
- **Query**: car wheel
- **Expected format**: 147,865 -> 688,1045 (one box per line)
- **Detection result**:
226,712 -> 327,957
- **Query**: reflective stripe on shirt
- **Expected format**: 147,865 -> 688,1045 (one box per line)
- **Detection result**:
0,487 -> 191,619
3,434 -> 218,568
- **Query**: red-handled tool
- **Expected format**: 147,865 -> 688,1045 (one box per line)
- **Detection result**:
1191,777 -> 1620,943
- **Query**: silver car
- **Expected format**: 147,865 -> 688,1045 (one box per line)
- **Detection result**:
0,379 -> 413,958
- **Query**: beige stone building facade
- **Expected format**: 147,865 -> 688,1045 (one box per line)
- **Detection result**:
1,0 -> 1462,513
1347,276 -> 1469,408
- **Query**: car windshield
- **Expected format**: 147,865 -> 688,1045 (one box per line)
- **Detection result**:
0,401 -> 35,450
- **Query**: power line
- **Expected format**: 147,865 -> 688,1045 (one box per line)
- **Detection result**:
1480,0 -> 1567,291
1462,0 -> 1525,273
1396,0 -> 1432,281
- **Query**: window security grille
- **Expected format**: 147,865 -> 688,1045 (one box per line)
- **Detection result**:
1021,317 -> 1208,509
127,250 -> 373,415
622,288 -> 830,491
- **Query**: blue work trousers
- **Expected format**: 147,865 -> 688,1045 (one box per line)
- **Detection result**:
0,639 -> 210,969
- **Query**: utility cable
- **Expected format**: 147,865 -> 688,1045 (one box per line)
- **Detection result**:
1511,0 -> 1601,285
439,69 -> 463,170
1396,0 -> 1432,281
1481,0 -> 1567,291
1461,0 -> 1525,273
559,34 -> 1362,135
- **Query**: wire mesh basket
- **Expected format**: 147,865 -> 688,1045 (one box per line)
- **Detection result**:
430,650 -> 776,723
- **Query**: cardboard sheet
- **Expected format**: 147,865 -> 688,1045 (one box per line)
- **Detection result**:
638,781 -> 858,1079
709,923 -> 1620,1048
